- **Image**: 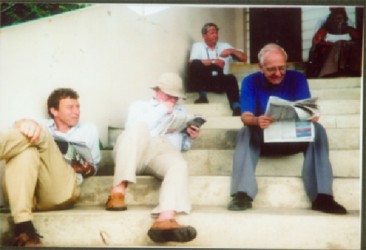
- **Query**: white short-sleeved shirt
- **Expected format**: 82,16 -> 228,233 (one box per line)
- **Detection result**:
189,42 -> 234,74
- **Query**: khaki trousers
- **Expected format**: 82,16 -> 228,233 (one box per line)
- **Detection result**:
0,127 -> 80,223
113,122 -> 191,214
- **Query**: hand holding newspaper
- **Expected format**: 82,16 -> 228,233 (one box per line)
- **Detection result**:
53,136 -> 94,166
160,113 -> 206,135
264,96 -> 319,143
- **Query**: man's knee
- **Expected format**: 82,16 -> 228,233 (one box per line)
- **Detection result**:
113,121 -> 150,158
125,121 -> 149,134
6,147 -> 40,168
189,60 -> 204,70
118,122 -> 149,143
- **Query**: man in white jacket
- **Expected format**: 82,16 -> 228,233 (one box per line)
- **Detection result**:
106,73 -> 200,243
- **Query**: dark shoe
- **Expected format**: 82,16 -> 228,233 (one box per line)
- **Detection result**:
0,206 -> 10,213
13,232 -> 43,247
232,107 -> 241,116
228,192 -> 252,211
13,222 -> 43,247
148,219 -> 197,243
105,193 -> 127,211
312,194 -> 347,215
194,96 -> 209,104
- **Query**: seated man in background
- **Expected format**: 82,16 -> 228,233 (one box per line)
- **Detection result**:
228,43 -> 347,215
106,73 -> 200,243
1,88 -> 100,246
188,22 -> 247,116
306,7 -> 361,78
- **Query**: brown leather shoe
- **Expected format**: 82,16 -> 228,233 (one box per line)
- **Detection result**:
13,231 -> 43,247
105,193 -> 127,211
148,219 -> 197,243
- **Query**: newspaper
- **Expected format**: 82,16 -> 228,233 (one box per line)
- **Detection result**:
264,96 -> 319,143
53,136 -> 94,166
160,113 -> 206,135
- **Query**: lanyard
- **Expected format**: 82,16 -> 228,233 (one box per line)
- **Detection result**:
205,47 -> 218,59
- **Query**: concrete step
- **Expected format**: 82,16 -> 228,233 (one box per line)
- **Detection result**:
105,114 -> 360,149
98,149 -> 360,178
185,87 -> 360,102
201,114 -> 360,129
191,127 -> 360,150
0,206 -> 360,248
78,176 -> 360,210
307,77 -> 361,89
106,125 -> 360,151
183,99 -> 361,117
311,88 -> 360,100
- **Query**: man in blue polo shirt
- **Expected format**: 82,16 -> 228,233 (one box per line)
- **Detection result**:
228,43 -> 347,215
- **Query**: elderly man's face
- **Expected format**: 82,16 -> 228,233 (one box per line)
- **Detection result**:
155,89 -> 178,104
259,50 -> 287,85
203,26 -> 219,46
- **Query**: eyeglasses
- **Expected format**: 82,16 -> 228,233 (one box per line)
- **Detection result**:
263,65 -> 287,74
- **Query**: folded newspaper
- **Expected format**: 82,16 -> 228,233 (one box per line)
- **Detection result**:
160,113 -> 206,135
264,96 -> 319,143
53,136 -> 94,166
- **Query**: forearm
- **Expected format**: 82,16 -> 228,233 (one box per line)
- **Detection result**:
241,112 -> 274,129
189,59 -> 213,66
241,112 -> 259,126
230,49 -> 247,62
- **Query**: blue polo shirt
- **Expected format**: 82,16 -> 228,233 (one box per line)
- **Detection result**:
240,70 -> 311,116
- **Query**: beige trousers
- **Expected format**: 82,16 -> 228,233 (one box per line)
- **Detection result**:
0,127 -> 80,223
113,122 -> 191,214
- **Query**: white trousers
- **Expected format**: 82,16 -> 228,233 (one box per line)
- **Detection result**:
113,122 -> 191,214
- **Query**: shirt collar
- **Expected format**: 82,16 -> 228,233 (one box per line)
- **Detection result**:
204,42 -> 217,50
47,119 -> 80,135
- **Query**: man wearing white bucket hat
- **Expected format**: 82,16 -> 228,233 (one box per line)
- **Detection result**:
106,73 -> 200,243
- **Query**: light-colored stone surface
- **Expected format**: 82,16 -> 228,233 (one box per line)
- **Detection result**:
189,127 -> 360,150
99,149 -> 361,178
103,114 -> 361,148
311,88 -> 361,100
0,206 -> 360,248
183,99 -> 361,117
108,126 -> 361,150
201,114 -> 360,129
185,87 -> 361,103
77,176 -> 360,210
308,77 -> 361,89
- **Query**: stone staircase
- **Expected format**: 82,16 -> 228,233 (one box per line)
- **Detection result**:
0,77 -> 362,249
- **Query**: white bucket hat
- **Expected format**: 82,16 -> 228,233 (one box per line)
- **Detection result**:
152,73 -> 186,99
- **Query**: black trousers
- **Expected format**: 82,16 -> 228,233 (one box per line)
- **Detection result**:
189,60 -> 240,109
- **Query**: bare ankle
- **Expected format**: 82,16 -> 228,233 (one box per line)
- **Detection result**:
111,181 -> 127,195
156,210 -> 176,222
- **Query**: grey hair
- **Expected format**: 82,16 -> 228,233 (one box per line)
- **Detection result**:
257,43 -> 288,64
201,22 -> 219,35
